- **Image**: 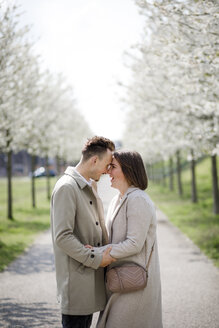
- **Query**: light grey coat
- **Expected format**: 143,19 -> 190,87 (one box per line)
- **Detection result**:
50,167 -> 108,315
96,187 -> 163,328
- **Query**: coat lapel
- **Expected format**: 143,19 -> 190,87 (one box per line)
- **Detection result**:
64,166 -> 88,189
108,187 -> 139,241
110,194 -> 127,225
91,180 -> 109,245
64,167 -> 109,245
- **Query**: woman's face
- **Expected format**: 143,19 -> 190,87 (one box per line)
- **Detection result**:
108,157 -> 128,191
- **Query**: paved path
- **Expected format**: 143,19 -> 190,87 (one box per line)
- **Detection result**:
157,210 -> 219,328
0,175 -> 219,327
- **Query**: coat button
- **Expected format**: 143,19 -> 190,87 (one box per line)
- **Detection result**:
90,201 -> 92,205
97,242 -> 100,247
91,249 -> 94,252
91,254 -> 95,258
96,222 -> 99,225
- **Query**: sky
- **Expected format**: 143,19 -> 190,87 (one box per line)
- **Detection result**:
17,0 -> 145,141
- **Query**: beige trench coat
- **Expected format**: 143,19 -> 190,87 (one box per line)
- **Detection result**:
96,187 -> 163,328
50,167 -> 108,315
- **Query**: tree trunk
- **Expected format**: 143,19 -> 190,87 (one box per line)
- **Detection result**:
146,163 -> 150,180
45,155 -> 51,201
176,150 -> 183,196
56,155 -> 61,177
149,164 -> 154,182
148,164 -> 151,181
190,149 -> 198,203
7,150 -> 13,220
31,154 -> 36,208
161,161 -> 166,187
169,157 -> 174,191
211,155 -> 219,214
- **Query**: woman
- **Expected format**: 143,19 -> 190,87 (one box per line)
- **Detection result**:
90,150 -> 163,328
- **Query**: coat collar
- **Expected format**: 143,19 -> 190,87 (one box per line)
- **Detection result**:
64,166 -> 91,189
119,186 -> 140,204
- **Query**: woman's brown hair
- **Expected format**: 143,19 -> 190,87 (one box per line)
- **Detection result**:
113,150 -> 148,190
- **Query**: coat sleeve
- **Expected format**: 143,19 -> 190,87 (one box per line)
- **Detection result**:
52,184 -> 102,269
109,196 -> 153,259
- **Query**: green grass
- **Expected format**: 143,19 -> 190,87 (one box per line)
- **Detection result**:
148,157 -> 219,267
0,177 -> 57,271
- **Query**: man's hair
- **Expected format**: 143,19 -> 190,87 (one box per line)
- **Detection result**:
82,136 -> 115,161
113,150 -> 148,190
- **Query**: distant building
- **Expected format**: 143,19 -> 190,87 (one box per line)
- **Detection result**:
0,151 -> 50,177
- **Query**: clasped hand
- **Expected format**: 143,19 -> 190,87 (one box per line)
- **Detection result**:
85,244 -> 116,267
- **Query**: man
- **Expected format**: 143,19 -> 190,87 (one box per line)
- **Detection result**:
51,136 -> 116,328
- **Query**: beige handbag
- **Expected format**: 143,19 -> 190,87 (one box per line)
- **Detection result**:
106,242 -> 155,293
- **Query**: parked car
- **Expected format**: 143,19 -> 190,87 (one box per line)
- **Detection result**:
33,167 -> 56,178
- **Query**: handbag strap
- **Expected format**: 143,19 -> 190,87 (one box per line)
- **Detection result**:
145,241 -> 155,271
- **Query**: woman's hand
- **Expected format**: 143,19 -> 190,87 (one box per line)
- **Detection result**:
85,244 -> 93,249
100,247 -> 116,267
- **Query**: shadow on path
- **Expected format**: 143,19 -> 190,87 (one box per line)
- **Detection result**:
6,238 -> 55,275
0,298 -> 60,328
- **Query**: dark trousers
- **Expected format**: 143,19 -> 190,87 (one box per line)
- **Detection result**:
62,314 -> 93,328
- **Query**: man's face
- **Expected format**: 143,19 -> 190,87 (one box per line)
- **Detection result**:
91,149 -> 113,181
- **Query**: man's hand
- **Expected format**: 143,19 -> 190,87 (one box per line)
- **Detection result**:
84,244 -> 93,249
99,247 -> 116,267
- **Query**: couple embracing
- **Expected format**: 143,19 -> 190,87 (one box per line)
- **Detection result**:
51,136 -> 163,328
